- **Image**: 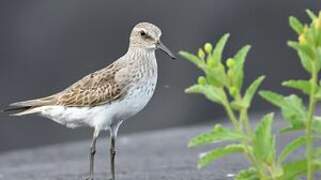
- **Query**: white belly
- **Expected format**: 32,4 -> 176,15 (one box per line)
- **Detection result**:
38,78 -> 157,130
112,80 -> 156,120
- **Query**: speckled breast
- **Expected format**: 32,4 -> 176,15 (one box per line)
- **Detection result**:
112,58 -> 158,121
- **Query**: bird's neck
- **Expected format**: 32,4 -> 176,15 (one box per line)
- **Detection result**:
125,47 -> 156,63
124,47 -> 157,78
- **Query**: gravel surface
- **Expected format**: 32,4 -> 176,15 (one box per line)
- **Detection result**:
0,117 -> 316,180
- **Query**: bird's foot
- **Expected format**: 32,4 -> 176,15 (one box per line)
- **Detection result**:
85,176 -> 94,180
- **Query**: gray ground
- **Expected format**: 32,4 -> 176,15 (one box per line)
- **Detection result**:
0,118 -> 315,180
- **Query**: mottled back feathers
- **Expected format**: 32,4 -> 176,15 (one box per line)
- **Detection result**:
9,61 -> 130,109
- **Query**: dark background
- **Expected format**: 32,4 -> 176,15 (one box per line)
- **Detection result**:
0,0 -> 320,152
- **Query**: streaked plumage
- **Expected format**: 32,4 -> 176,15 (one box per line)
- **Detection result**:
4,22 -> 175,180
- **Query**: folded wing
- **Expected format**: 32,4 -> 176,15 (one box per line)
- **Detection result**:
4,61 -> 131,115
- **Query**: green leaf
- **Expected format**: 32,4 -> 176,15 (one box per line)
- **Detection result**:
179,51 -> 206,69
259,90 -> 286,107
282,79 -> 311,94
230,99 -> 248,110
188,124 -> 244,148
243,76 -> 265,108
235,167 -> 259,180
260,91 -> 306,132
197,144 -> 245,168
280,116 -> 321,133
204,64 -> 228,87
253,113 -> 275,163
306,9 -> 317,20
282,159 -> 307,179
232,45 -> 251,90
281,95 -> 306,130
289,16 -> 304,34
210,33 -> 230,64
298,50 -> 314,73
288,41 -> 313,73
288,41 -> 315,60
281,159 -> 321,179
278,136 -> 306,164
185,84 -> 225,104
280,126 -> 303,133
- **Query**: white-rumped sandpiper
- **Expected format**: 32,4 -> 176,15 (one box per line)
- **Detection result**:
4,22 -> 176,180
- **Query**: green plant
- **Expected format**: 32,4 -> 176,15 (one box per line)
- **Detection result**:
179,9 -> 321,179
260,10 -> 321,180
179,35 -> 280,179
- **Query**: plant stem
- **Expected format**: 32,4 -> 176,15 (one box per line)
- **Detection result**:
241,109 -> 251,133
306,67 -> 318,180
222,90 -> 239,130
224,101 -> 264,177
234,93 -> 270,178
240,112 -> 268,179
223,102 -> 239,130
236,93 -> 252,135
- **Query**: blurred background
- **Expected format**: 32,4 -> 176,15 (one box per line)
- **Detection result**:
0,0 -> 320,152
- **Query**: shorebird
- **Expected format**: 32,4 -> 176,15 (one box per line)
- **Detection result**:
3,22 -> 176,180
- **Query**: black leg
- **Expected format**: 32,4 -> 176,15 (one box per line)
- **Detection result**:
109,120 -> 123,180
110,135 -> 116,180
86,129 -> 99,180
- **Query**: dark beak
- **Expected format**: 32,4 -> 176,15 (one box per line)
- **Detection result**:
157,41 -> 176,60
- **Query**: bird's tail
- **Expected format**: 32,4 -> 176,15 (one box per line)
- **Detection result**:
2,106 -> 33,116
3,96 -> 56,116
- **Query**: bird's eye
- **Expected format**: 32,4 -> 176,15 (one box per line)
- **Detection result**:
140,31 -> 146,36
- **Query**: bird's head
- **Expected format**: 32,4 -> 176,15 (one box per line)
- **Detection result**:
129,22 -> 176,59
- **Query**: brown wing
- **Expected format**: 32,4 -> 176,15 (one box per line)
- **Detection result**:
55,62 -> 130,107
6,61 -> 131,114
